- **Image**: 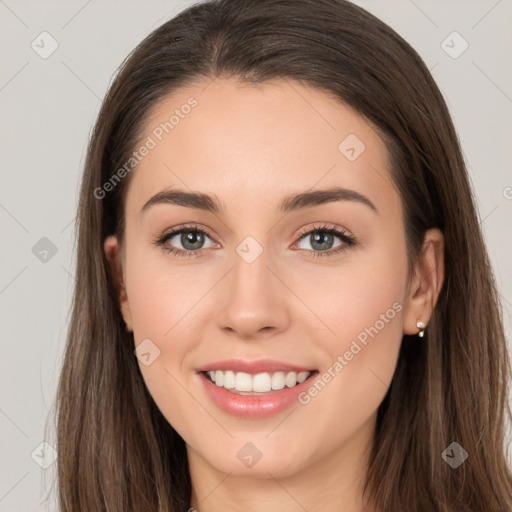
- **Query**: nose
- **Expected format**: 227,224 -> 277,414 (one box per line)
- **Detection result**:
216,246 -> 291,339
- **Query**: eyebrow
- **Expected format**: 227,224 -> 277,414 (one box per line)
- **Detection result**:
140,186 -> 378,216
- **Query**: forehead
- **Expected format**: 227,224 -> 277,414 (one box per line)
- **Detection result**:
124,78 -> 399,220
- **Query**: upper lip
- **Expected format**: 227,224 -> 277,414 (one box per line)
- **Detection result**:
196,359 -> 315,374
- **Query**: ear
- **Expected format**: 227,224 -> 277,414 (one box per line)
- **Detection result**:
403,228 -> 445,336
104,235 -> 133,332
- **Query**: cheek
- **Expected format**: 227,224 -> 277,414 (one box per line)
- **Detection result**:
297,239 -> 407,399
123,245 -> 222,429
124,241 -> 213,341
294,241 -> 407,429
302,241 -> 407,348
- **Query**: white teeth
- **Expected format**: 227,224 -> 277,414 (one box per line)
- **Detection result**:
297,371 -> 309,383
285,371 -> 297,387
223,370 -> 235,389
253,372 -> 272,392
235,372 -> 252,392
271,371 -> 285,390
207,370 -> 312,393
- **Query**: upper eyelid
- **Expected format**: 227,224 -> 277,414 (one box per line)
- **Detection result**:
297,223 -> 351,237
160,223 -> 217,242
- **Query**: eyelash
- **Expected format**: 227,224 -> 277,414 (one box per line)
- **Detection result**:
152,223 -> 356,259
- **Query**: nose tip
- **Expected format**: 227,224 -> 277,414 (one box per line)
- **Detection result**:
222,318 -> 279,339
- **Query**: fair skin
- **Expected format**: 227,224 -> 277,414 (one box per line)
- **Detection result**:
104,78 -> 444,512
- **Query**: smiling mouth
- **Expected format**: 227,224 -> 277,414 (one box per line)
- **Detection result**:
203,369 -> 316,395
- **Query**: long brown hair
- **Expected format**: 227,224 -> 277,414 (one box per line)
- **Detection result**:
47,0 -> 512,510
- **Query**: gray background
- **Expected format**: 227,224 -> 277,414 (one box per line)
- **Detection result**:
1,1 -> 511,510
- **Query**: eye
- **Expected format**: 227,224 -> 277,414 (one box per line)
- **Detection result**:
294,224 -> 356,258
153,224 -> 217,258
153,222 -> 356,259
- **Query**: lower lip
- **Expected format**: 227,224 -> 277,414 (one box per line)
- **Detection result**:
198,371 -> 317,419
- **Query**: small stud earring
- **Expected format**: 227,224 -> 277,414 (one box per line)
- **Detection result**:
416,320 -> 426,338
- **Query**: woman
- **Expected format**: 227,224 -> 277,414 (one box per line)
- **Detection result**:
52,0 -> 512,510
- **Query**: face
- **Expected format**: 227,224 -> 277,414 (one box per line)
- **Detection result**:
104,78 -> 440,481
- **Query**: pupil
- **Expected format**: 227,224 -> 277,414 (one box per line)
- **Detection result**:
312,232 -> 332,250
182,231 -> 203,250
